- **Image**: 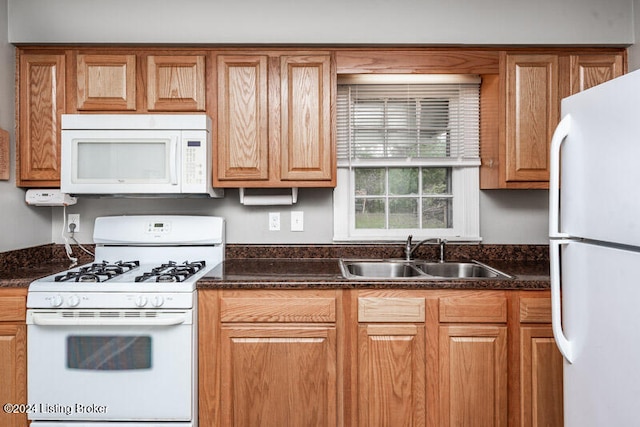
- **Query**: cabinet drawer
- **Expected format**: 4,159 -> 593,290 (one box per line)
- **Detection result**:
439,295 -> 507,323
0,296 -> 26,322
358,297 -> 425,323
221,296 -> 336,323
519,297 -> 552,323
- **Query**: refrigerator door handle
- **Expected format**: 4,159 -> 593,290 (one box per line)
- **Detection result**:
550,239 -> 574,363
549,115 -> 572,239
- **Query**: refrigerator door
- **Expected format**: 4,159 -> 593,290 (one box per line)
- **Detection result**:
554,240 -> 640,427
551,69 -> 640,246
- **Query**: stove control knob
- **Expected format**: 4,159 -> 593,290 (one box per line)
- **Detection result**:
67,295 -> 80,307
49,294 -> 63,308
135,296 -> 148,308
151,295 -> 165,307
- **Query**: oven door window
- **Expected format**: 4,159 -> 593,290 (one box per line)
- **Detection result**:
67,336 -> 152,370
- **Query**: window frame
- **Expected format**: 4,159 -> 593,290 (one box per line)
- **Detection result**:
333,75 -> 481,242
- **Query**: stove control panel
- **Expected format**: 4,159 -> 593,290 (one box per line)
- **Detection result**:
146,221 -> 171,234
27,292 -> 194,309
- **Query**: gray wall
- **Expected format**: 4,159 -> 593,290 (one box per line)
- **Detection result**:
1,0 -> 636,249
7,0 -> 634,45
0,0 -> 51,252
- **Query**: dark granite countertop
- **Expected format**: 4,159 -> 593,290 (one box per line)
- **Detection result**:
197,257 -> 550,290
1,244 -> 550,291
0,262 -> 75,288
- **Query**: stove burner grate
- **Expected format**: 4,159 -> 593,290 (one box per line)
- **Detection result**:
54,260 -> 140,283
134,260 -> 206,283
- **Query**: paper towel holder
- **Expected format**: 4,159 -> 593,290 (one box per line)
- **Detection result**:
239,188 -> 298,206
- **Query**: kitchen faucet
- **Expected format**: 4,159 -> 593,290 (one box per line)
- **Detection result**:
404,235 -> 447,262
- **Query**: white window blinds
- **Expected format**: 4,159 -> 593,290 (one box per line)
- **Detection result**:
337,75 -> 481,167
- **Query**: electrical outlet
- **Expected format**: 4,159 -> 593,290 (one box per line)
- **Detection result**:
68,213 -> 80,232
291,211 -> 304,231
268,212 -> 280,231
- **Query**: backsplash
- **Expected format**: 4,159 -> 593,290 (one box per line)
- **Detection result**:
226,243 -> 550,262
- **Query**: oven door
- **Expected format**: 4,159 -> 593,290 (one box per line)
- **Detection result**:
26,309 -> 195,423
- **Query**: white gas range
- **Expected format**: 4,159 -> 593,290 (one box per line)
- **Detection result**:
26,215 -> 224,427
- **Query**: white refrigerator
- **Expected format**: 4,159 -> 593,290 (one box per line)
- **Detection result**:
550,69 -> 640,426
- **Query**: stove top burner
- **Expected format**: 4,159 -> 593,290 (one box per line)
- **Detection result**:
135,260 -> 206,283
54,260 -> 141,283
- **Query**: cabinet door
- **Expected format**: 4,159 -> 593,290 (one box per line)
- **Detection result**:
358,324 -> 426,427
521,326 -> 563,427
570,54 -> 624,94
505,54 -> 559,183
0,291 -> 27,427
18,53 -> 65,186
0,324 -> 27,427
216,55 -> 269,181
220,325 -> 337,427
280,55 -> 333,182
76,54 -> 136,110
439,325 -> 508,427
147,55 -> 205,111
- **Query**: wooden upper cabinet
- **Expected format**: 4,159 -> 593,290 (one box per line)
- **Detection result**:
216,55 -> 269,181
505,54 -> 559,184
482,50 -> 625,189
280,55 -> 333,182
147,55 -> 206,111
76,54 -> 136,111
569,54 -> 624,95
18,53 -> 65,187
215,52 -> 335,188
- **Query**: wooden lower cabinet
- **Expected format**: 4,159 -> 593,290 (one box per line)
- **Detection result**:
0,289 -> 27,427
355,294 -> 428,427
199,289 -> 562,427
358,323 -> 426,426
518,293 -> 564,427
200,289 -> 342,427
520,326 -> 563,427
220,324 -> 337,427
439,325 -> 508,427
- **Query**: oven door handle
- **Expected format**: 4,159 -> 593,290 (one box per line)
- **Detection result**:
30,312 -> 189,327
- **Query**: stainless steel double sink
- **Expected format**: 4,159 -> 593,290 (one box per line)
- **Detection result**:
339,259 -> 513,280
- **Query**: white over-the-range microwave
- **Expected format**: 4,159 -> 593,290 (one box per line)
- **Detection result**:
61,114 -> 224,197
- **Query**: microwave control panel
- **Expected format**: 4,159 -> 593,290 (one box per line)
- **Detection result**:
181,131 -> 208,192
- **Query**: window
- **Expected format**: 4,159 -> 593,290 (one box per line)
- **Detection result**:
334,75 -> 481,241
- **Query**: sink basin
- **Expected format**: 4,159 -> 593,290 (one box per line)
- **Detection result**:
339,259 -> 513,280
341,261 -> 425,278
413,262 -> 512,278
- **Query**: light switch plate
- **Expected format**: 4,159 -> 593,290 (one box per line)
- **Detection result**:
291,211 -> 304,231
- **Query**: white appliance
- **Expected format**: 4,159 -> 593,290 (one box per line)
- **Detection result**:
549,69 -> 640,426
27,215 -> 225,427
61,114 -> 223,197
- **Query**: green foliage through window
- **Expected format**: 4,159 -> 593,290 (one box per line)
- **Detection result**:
354,167 -> 452,230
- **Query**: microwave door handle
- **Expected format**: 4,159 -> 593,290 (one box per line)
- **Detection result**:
170,138 -> 178,185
